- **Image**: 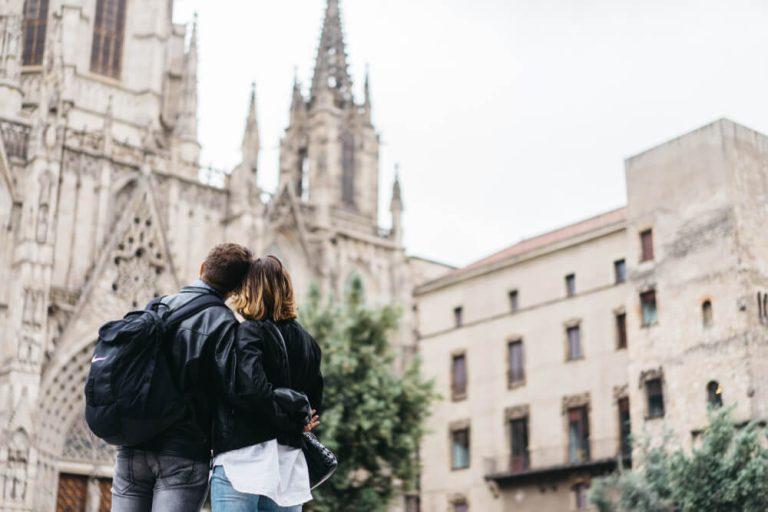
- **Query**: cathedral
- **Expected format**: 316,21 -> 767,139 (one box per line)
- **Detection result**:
0,0 -> 449,509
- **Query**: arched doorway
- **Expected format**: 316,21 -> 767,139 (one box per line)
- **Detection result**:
55,417 -> 115,512
35,342 -> 115,512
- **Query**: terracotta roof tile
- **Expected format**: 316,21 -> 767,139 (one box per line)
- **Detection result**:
450,207 -> 627,277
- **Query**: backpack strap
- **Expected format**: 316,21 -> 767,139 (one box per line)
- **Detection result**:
163,293 -> 226,330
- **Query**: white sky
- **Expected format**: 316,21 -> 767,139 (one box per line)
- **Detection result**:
172,0 -> 768,268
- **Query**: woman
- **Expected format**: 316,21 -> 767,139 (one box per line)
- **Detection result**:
211,255 -> 324,512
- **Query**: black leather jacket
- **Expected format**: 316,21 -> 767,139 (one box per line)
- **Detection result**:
212,319 -> 324,455
133,281 -> 240,461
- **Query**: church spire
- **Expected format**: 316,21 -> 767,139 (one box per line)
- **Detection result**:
241,82 -> 260,173
310,0 -> 353,105
390,164 -> 404,244
290,67 -> 305,121
363,64 -> 372,121
176,14 -> 199,148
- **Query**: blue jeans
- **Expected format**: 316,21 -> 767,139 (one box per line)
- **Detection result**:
210,466 -> 302,512
111,448 -> 209,512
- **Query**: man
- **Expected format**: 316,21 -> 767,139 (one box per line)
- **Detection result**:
111,243 -> 254,511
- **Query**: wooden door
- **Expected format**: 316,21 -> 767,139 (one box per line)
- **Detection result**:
56,474 -> 87,512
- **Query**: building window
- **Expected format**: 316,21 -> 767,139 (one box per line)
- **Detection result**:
22,0 -> 49,66
405,495 -> 420,512
702,300 -> 713,328
758,292 -> 768,323
645,378 -> 665,419
509,289 -> 519,312
615,312 -> 627,349
507,339 -> 525,386
565,273 -> 576,297
640,289 -> 658,327
707,381 -> 723,409
618,397 -> 631,459
341,132 -> 355,206
572,482 -> 590,511
566,324 -> 582,361
567,406 -> 590,463
450,427 -> 470,470
296,148 -> 309,200
91,0 -> 127,78
614,259 -> 626,284
451,498 -> 468,512
640,228 -> 654,261
509,416 -> 529,472
451,353 -> 467,400
453,306 -> 463,328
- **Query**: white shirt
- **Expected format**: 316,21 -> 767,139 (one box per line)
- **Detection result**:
213,440 -> 313,507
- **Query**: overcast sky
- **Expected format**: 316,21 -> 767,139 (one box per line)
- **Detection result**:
172,0 -> 768,268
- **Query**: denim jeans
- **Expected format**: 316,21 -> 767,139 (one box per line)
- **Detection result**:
111,447 -> 209,512
210,466 -> 301,512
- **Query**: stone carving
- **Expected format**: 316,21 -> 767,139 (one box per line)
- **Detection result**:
62,417 -> 115,466
111,196 -> 165,308
638,367 -> 664,388
504,404 -> 530,421
21,288 -> 45,328
17,335 -> 40,365
1,429 -> 29,503
561,392 -> 591,414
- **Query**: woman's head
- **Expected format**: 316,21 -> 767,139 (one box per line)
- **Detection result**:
232,255 -> 298,322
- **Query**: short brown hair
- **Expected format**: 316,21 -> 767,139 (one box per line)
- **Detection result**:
201,243 -> 253,295
232,255 -> 298,322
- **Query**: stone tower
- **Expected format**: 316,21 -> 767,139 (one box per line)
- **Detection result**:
624,119 -> 768,447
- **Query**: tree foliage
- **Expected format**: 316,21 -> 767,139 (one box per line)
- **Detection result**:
590,407 -> 768,512
301,277 -> 436,512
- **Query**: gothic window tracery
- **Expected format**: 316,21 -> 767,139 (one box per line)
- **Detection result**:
90,0 -> 127,78
22,0 -> 48,66
62,416 -> 115,465
111,200 -> 164,308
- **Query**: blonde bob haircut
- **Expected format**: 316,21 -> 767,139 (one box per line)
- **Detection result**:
232,255 -> 298,322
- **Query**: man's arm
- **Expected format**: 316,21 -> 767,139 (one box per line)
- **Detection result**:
227,321 -> 309,433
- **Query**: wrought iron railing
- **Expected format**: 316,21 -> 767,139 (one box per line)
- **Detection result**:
484,437 -> 629,477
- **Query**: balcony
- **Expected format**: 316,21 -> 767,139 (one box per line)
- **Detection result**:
0,118 -> 31,161
484,438 -> 630,486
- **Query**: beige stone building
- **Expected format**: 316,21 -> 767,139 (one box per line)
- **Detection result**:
414,119 -> 768,512
0,0 -> 448,510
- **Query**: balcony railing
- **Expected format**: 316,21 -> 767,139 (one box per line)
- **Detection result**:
484,438 -> 630,484
0,119 -> 31,161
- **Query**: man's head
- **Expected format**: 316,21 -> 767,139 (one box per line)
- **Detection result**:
199,243 -> 253,297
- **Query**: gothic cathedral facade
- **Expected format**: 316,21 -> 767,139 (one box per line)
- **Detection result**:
0,0 -> 449,509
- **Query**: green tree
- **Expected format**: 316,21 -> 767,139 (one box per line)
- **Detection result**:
300,277 -> 436,512
590,407 -> 768,512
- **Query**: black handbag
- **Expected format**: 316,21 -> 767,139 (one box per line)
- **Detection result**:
268,322 -> 338,489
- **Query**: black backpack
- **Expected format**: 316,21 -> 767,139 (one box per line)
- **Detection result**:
84,293 -> 223,446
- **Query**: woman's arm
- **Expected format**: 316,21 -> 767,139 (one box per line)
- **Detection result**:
232,321 -> 275,406
233,320 -> 311,433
